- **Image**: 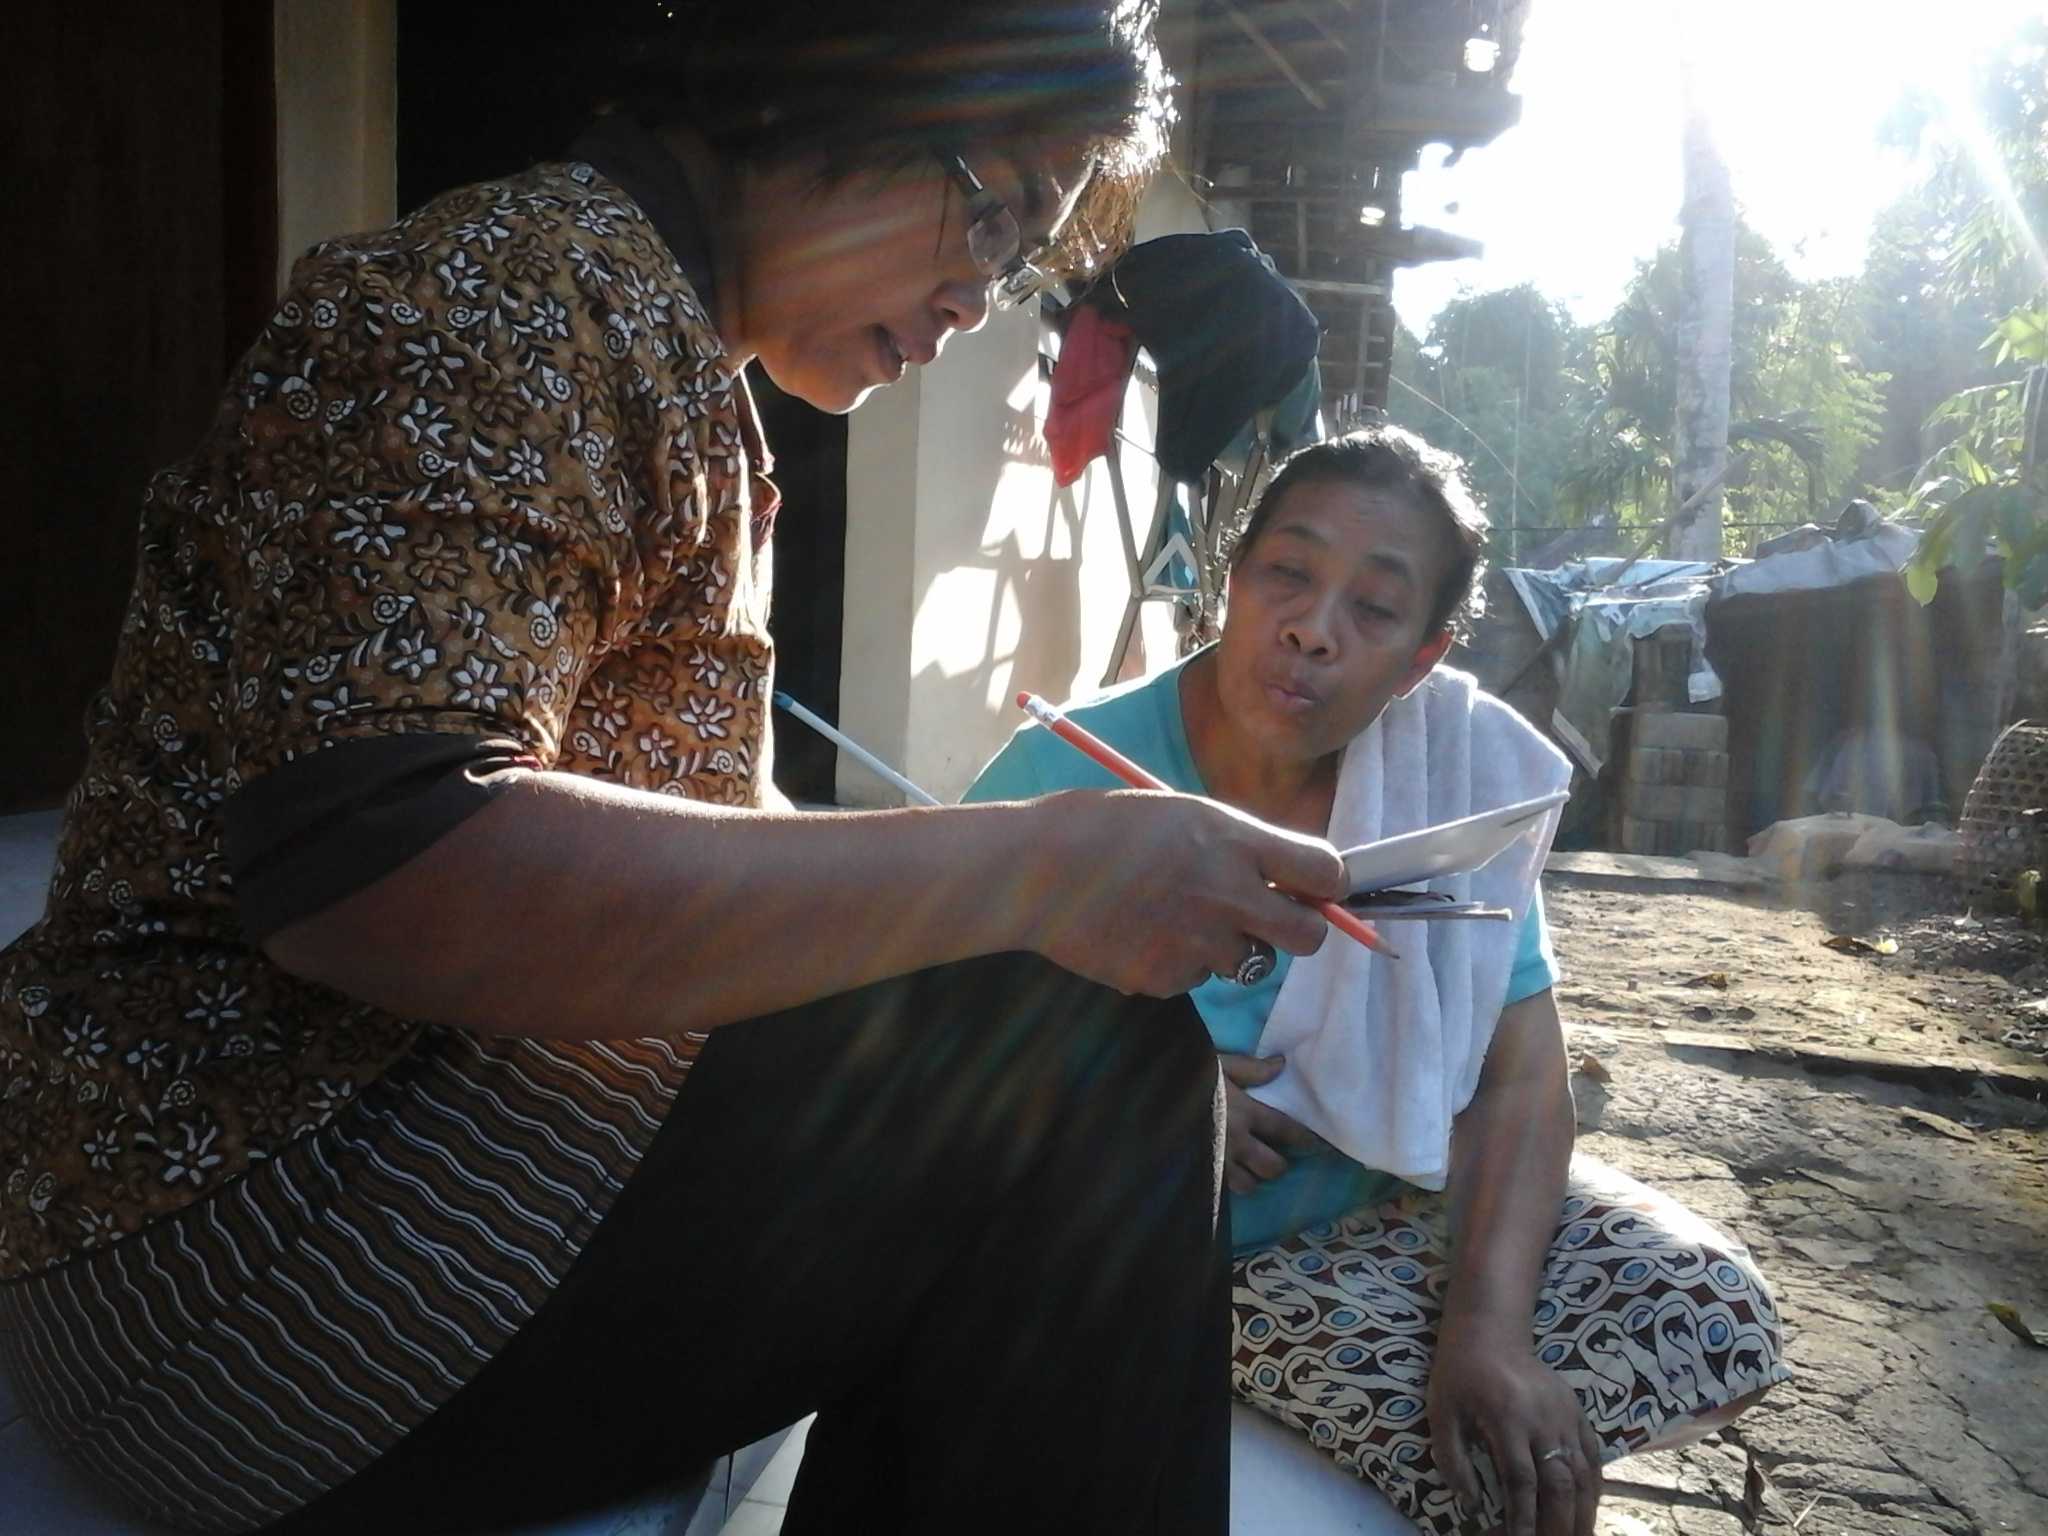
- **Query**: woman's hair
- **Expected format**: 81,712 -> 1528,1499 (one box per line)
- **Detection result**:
610,1 -> 1173,279
1229,426 -> 1490,637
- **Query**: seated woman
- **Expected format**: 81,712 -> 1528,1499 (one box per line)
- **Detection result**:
965,427 -> 1787,1536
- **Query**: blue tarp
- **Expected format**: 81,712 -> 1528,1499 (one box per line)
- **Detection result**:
1503,560 -> 1721,772
1498,520 -> 1926,774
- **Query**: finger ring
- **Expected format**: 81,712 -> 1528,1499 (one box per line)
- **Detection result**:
1231,940 -> 1277,987
1537,1446 -> 1572,1465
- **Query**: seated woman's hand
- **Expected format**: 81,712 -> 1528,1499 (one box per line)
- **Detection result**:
1218,1053 -> 1327,1193
1428,1310 -> 1602,1536
1021,789 -> 1346,998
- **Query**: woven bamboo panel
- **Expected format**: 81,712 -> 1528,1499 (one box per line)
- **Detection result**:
1959,720 -> 2048,907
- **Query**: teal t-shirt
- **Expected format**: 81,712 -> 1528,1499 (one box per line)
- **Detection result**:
961,656 -> 1560,1253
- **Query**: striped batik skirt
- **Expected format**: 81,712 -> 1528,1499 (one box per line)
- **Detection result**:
1230,1153 -> 1790,1535
0,1026 -> 695,1533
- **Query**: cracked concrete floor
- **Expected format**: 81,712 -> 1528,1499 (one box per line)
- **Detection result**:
1546,873 -> 2048,1536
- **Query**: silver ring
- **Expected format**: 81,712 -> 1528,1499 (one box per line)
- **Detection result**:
1537,1446 -> 1572,1466
1231,941 -> 1276,987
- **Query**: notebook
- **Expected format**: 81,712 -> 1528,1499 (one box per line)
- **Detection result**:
1339,789 -> 1571,921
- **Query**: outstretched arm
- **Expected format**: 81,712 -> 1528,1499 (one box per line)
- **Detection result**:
1442,987 -> 1575,1333
1426,987 -> 1600,1536
266,774 -> 1346,1039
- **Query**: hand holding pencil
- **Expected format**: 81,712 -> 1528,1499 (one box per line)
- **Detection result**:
1017,692 -> 1395,964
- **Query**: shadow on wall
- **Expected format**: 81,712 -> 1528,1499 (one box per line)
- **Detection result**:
843,309 -> 1173,806
907,451 -> 1106,798
999,396 -> 1055,470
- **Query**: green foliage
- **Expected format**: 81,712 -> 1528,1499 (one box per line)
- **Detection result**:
1991,308 -> 2048,366
1894,17 -> 2048,605
1386,286 -> 1586,560
1902,366 -> 2048,603
1388,15 -> 2046,573
1390,241 -> 1889,560
1422,285 -> 1575,413
1552,227 -> 1885,553
1854,185 -> 2009,494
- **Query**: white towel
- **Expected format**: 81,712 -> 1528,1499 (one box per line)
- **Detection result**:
1249,666 -> 1572,1189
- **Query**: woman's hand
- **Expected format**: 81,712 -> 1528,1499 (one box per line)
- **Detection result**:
1019,789 -> 1346,999
269,778 -> 1346,1039
1218,1053 -> 1326,1193
1428,1310 -> 1602,1536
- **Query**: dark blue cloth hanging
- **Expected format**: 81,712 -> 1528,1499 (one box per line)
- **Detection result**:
1081,229 -> 1321,483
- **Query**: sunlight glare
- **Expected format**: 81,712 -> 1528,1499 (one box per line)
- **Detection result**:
1921,26 -> 2048,291
1392,0 -> 2046,334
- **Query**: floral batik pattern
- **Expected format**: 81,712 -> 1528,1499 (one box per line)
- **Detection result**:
1231,1155 -> 1789,1535
0,159 -> 778,1279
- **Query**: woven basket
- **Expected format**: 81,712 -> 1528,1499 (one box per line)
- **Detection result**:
1958,720 -> 2048,907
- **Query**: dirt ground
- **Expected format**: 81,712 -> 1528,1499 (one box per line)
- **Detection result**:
1542,860 -> 2048,1536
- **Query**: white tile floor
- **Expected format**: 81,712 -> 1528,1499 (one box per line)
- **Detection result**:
701,1408 -> 1422,1534
0,808 -> 60,947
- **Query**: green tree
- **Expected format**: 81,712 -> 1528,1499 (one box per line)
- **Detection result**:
1855,187 -> 2010,496
1423,285 -> 1575,413
1558,224 -> 1885,555
1387,285 -> 1585,559
1895,17 -> 2048,607
1673,55 -> 1735,561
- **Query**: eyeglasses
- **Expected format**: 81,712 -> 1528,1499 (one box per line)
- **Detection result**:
943,152 -> 1051,310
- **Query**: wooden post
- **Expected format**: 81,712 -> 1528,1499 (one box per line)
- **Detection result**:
1996,364 -> 2046,733
1996,590 -> 2021,735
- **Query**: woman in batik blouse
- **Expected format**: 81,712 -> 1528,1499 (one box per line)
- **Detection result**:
0,6 -> 1348,1533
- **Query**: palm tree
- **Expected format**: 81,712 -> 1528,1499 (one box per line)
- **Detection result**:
1557,234 -> 1839,553
1670,46 -> 1734,561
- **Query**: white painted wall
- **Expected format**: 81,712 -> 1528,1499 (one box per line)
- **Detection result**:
837,367 -> 924,796
272,0 -> 397,289
835,168 -> 1216,807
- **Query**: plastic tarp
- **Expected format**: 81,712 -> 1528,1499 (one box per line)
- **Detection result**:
1502,560 -> 1721,773
1714,522 -> 1919,600
1500,521 -> 1929,774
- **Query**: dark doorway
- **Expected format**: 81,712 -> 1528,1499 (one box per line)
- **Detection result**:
747,373 -> 848,803
395,2 -> 848,803
0,5 -> 277,813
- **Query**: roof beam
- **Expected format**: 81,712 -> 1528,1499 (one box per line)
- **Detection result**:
1284,0 -> 1351,53
1199,182 -> 1366,202
1219,1 -> 1328,111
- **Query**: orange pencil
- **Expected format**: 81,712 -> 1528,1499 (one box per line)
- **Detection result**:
1016,692 -> 1398,960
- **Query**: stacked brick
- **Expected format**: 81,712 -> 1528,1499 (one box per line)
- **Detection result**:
1612,708 -> 1731,855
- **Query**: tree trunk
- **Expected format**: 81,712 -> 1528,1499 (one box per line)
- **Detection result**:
1669,58 -> 1733,563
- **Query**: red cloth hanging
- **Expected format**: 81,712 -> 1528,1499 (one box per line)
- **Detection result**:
1043,308 -> 1138,487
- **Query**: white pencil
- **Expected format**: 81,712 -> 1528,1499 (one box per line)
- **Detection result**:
772,691 -> 942,807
